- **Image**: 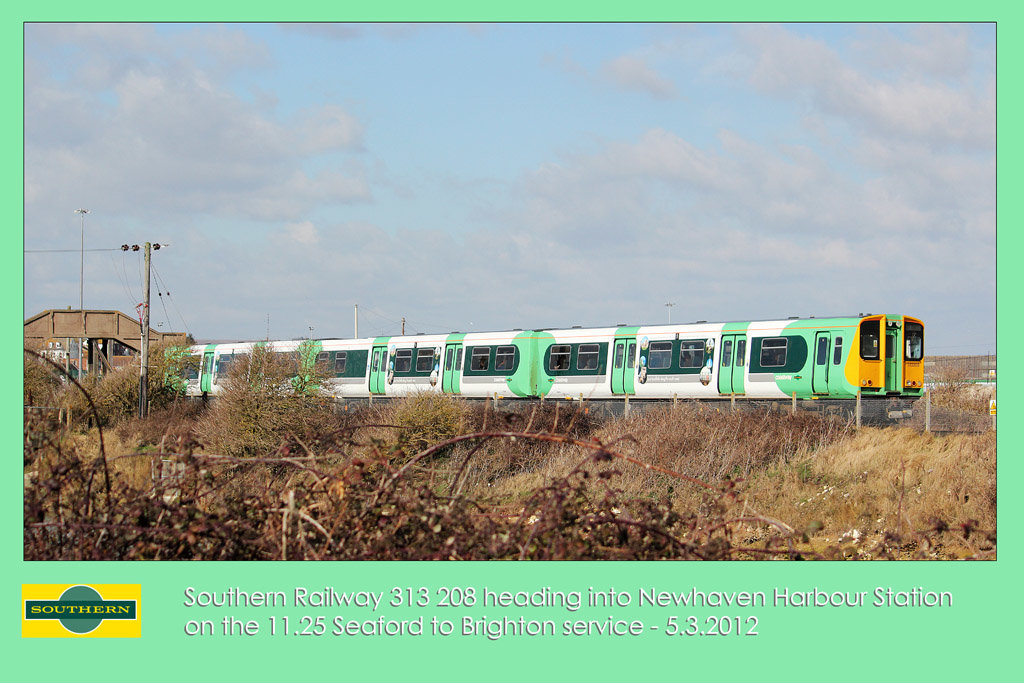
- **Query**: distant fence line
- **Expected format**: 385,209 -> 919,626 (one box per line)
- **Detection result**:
925,355 -> 997,383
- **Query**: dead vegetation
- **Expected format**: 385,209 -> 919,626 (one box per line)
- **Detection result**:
23,356 -> 996,560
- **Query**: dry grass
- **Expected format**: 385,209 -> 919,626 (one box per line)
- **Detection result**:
470,405 -> 851,509
736,428 -> 996,558
25,389 -> 996,560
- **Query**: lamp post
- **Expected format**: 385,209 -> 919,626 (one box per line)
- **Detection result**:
665,302 -> 675,324
75,208 -> 89,377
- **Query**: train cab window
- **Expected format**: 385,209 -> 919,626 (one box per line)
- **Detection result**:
549,345 -> 571,371
577,344 -> 599,371
679,341 -> 704,368
886,339 -> 895,359
905,323 -> 924,361
416,348 -> 435,372
720,340 -> 733,367
471,347 -> 490,371
859,320 -> 880,360
736,340 -> 746,367
495,345 -> 516,372
445,348 -> 454,372
626,342 -> 636,369
833,338 -> 843,365
335,352 -> 347,375
649,341 -> 673,370
395,349 -> 413,373
760,338 -> 788,367
455,348 -> 463,371
614,344 -> 625,370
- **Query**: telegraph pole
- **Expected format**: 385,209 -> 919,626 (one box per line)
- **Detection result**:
123,241 -> 164,418
139,242 -> 152,417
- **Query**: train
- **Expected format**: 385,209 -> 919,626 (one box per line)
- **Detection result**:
178,313 -> 925,403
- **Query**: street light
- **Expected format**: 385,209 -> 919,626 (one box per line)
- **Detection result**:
665,302 -> 675,324
75,208 -> 89,377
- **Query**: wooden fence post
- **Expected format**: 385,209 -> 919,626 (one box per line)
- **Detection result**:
925,389 -> 931,433
856,390 -> 862,428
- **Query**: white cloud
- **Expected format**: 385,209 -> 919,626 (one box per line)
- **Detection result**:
739,24 -> 994,150
284,220 -> 319,245
600,55 -> 677,100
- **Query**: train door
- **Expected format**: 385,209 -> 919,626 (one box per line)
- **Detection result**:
812,332 -> 831,394
369,345 -> 388,395
200,351 -> 215,394
717,334 -> 746,395
885,327 -> 900,393
610,337 -> 636,395
442,343 -> 463,394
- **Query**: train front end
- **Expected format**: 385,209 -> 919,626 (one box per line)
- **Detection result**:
846,314 -> 924,397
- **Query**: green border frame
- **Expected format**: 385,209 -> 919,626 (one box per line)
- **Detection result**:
9,7 -> 1014,681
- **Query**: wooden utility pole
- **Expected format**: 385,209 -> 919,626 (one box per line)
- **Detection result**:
138,242 -> 152,418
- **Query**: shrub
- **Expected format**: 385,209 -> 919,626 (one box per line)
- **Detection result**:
24,346 -> 64,408
194,344 -> 337,458
51,341 -> 195,428
387,392 -> 468,455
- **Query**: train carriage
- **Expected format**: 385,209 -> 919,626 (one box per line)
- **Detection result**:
180,313 -> 924,403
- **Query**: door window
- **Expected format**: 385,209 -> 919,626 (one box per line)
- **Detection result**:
721,340 -> 733,367
816,337 -> 829,365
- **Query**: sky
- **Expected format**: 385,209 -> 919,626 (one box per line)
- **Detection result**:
23,22 -> 996,355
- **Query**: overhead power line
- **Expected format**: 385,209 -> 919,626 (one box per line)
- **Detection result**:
25,248 -> 123,253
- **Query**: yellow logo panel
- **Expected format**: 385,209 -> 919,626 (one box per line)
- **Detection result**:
22,584 -> 141,638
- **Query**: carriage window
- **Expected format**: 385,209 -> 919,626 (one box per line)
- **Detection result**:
317,352 -> 329,363
860,320 -> 880,360
679,341 -> 704,368
371,352 -> 380,372
577,344 -> 599,371
760,338 -> 788,367
549,345 -> 571,371
905,322 -> 924,361
649,341 -> 673,370
216,355 -> 232,372
416,348 -> 435,372
495,345 -> 516,372
455,348 -> 463,371
335,351 -> 347,374
445,348 -> 454,372
626,342 -> 636,369
471,347 -> 490,371
614,343 -> 624,370
721,340 -> 733,367
736,339 -> 746,367
833,338 -> 843,365
394,349 -> 413,373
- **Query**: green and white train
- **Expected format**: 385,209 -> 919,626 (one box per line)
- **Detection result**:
181,313 -> 925,402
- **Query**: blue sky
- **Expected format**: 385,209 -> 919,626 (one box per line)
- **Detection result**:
23,23 -> 996,354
